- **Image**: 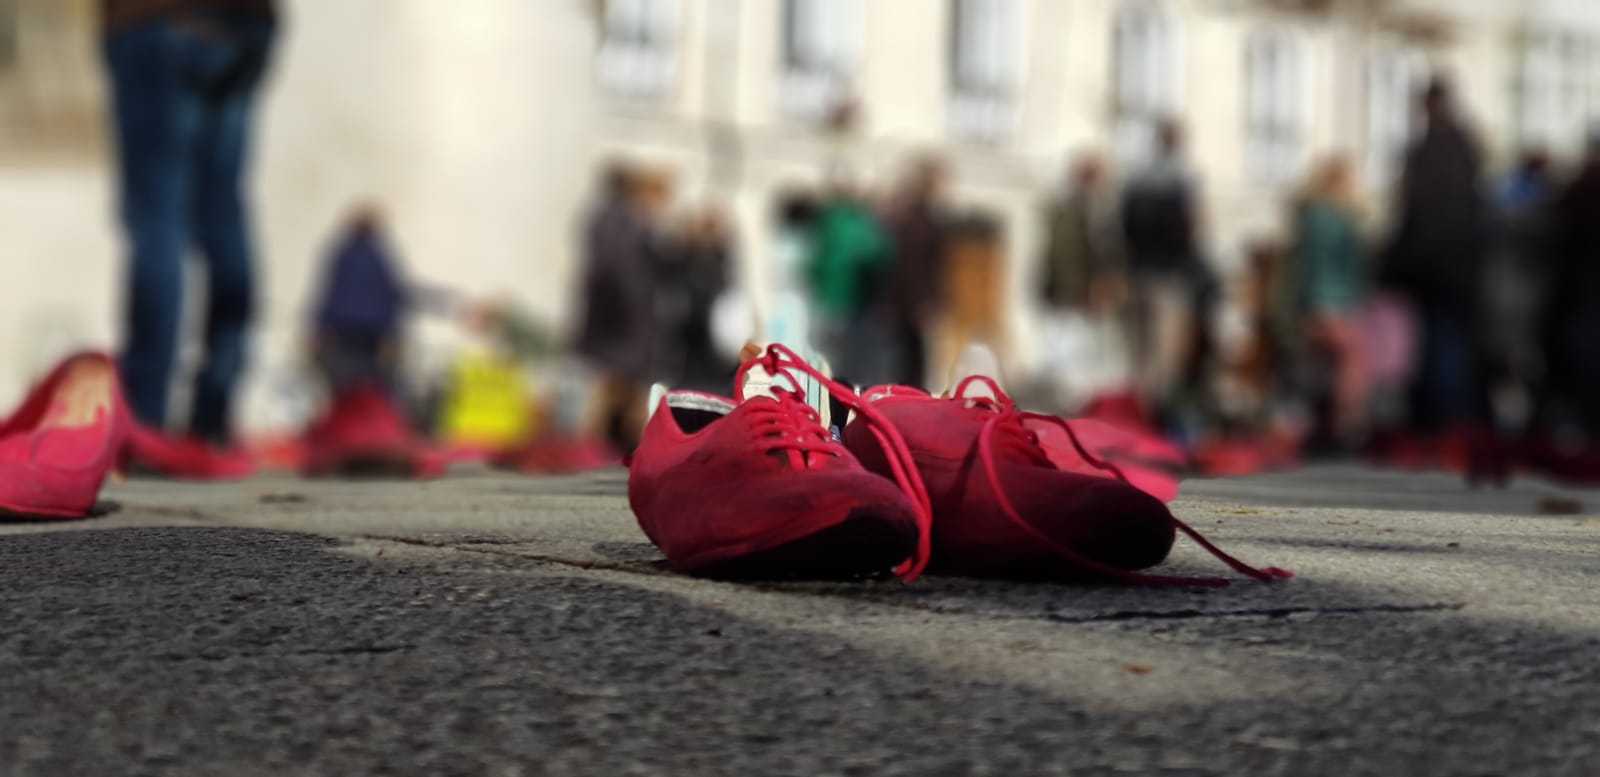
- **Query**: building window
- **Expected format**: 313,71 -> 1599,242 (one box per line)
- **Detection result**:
1364,43 -> 1423,185
1244,31 -> 1304,185
1112,4 -> 1180,163
780,0 -> 861,121
948,0 -> 1022,142
596,0 -> 679,102
1517,31 -> 1600,153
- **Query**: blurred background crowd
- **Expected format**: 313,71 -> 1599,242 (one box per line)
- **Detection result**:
3,0 -> 1600,478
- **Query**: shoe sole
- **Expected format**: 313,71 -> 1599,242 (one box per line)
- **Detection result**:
691,507 -> 918,582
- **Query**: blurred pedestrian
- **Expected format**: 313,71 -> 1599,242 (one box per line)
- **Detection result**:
1041,153 -> 1124,313
1291,155 -> 1371,441
884,157 -> 951,387
575,163 -> 669,452
1485,148 -> 1557,430
662,207 -> 735,393
1380,77 -> 1490,438
310,206 -> 408,394
1032,153 -> 1132,412
1120,119 -> 1209,416
1543,132 -> 1600,439
806,174 -> 893,387
102,0 -> 278,446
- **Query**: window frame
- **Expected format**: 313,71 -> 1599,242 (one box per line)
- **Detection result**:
778,0 -> 862,121
1111,3 -> 1181,163
1243,29 -> 1306,186
595,0 -> 680,103
947,0 -> 1023,142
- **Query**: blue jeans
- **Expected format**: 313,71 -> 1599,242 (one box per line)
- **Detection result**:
1410,296 -> 1483,432
104,15 -> 275,441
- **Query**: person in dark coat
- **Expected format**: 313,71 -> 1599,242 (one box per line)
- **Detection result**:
311,206 -> 408,393
1381,77 -> 1490,435
660,207 -> 734,393
883,157 -> 950,387
1121,120 -> 1210,414
575,163 -> 667,451
1041,153 -> 1124,313
1543,134 -> 1600,438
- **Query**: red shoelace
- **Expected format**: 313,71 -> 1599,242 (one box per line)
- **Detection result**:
948,375 -> 1294,586
734,344 -> 934,581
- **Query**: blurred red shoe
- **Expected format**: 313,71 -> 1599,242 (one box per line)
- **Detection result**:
1365,430 -> 1440,471
1028,417 -> 1184,502
493,434 -> 619,474
302,385 -> 442,478
0,353 -> 126,518
1512,434 -> 1598,486
629,345 -> 931,581
1192,436 -> 1271,477
846,375 -> 1290,586
123,423 -> 256,480
1080,390 -> 1158,433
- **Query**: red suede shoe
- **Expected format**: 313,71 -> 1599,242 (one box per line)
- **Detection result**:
492,434 -> 619,474
0,353 -> 127,518
628,345 -> 931,581
123,423 -> 256,480
845,376 -> 1291,586
302,385 -> 443,478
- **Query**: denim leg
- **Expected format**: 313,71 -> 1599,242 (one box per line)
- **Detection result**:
188,22 -> 275,442
105,23 -> 201,429
1412,300 -> 1481,432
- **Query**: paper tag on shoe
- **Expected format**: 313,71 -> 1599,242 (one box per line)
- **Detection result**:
740,342 -> 832,431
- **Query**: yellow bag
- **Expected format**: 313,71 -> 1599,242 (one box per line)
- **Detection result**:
437,350 -> 534,449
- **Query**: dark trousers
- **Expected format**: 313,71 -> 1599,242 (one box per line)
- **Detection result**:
104,15 -> 275,441
1409,295 -> 1485,432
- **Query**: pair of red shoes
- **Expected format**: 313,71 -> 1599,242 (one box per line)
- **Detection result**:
0,352 -> 256,519
629,345 -> 1292,585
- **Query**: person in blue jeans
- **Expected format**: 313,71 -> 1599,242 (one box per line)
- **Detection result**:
102,0 -> 278,445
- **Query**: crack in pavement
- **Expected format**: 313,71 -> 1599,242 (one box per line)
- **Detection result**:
354,533 -> 672,577
1044,602 -> 1465,624
150,644 -> 416,663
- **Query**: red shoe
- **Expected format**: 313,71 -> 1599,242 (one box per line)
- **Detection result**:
844,376 -> 1291,586
0,353 -> 127,518
1365,430 -> 1439,471
123,424 -> 256,480
629,345 -> 931,581
302,385 -> 442,478
493,434 -> 619,474
1192,436 -> 1271,477
1512,433 -> 1598,486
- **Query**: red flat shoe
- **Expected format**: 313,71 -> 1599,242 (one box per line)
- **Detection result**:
845,376 -> 1290,586
302,385 -> 442,479
629,345 -> 932,581
492,434 -> 619,474
123,423 -> 256,480
0,353 -> 126,518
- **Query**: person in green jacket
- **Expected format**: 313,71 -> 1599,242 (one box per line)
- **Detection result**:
805,182 -> 894,385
